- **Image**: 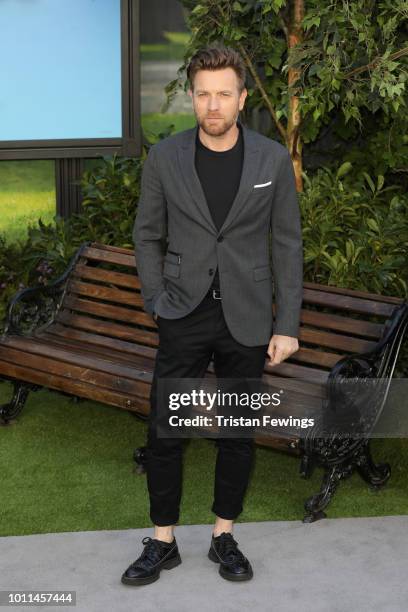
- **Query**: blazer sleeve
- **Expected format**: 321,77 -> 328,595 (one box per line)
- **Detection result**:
132,145 -> 167,315
270,149 -> 304,338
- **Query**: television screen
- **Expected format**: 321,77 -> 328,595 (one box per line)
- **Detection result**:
0,0 -> 122,142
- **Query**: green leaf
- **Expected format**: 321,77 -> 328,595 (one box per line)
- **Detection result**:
336,162 -> 352,179
191,4 -> 208,17
308,64 -> 320,77
233,29 -> 246,40
302,14 -> 321,31
345,240 -> 353,260
363,172 -> 376,193
367,218 -> 379,232
313,108 -> 321,121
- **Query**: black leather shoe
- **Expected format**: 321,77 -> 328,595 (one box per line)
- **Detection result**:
208,532 -> 253,581
121,536 -> 182,586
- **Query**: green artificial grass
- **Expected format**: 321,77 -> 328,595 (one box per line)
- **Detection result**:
141,43 -> 187,62
0,160 -> 56,244
141,113 -> 196,141
0,382 -> 407,537
140,31 -> 190,61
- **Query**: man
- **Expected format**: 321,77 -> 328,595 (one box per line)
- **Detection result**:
122,45 -> 303,586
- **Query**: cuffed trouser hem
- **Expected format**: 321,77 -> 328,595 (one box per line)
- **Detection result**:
150,514 -> 179,527
211,504 -> 243,521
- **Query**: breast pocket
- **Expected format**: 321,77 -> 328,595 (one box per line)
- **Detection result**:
251,183 -> 273,203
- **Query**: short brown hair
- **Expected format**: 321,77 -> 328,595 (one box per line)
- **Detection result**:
186,45 -> 246,92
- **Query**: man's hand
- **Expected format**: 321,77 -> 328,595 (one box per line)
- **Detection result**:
153,313 -> 158,322
267,334 -> 299,366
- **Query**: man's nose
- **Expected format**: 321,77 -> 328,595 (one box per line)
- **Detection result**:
207,96 -> 220,111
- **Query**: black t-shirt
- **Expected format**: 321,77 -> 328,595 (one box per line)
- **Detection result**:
195,122 -> 244,291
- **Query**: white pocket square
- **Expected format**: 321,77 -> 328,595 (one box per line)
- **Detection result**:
253,180 -> 272,188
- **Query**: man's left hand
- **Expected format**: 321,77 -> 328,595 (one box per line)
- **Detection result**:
267,334 -> 299,366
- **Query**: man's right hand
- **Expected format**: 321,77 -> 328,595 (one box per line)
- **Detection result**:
153,313 -> 158,322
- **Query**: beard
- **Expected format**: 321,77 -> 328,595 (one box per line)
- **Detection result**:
196,111 -> 238,137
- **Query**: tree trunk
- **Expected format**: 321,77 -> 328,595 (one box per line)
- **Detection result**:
286,0 -> 304,192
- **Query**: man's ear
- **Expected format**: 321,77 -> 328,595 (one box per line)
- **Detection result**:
188,88 -> 193,99
239,87 -> 248,111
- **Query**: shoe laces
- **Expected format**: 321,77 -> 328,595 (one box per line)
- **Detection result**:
131,536 -> 169,569
215,533 -> 246,565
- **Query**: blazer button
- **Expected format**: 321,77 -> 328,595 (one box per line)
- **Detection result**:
217,236 -> 224,242
208,268 -> 214,276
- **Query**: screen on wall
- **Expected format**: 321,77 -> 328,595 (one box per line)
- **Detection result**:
0,0 -> 122,142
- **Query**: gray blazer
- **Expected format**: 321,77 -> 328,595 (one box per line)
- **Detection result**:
133,119 -> 303,347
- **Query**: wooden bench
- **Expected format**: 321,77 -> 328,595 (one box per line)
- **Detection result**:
0,241 -> 407,522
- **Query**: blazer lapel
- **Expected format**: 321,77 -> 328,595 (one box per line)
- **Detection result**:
218,122 -> 260,235
177,126 -> 217,233
177,119 -> 261,236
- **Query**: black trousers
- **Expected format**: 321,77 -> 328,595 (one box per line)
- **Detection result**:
146,289 -> 269,526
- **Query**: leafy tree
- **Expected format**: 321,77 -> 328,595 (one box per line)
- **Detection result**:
165,0 -> 408,191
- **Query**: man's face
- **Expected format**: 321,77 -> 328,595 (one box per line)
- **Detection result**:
188,67 -> 247,137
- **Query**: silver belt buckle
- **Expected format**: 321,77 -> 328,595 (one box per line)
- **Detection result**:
212,289 -> 222,300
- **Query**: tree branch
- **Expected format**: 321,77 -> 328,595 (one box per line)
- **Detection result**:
236,42 -> 288,142
343,46 -> 408,79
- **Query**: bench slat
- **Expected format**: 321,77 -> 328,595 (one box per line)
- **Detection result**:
56,311 -> 159,347
299,327 -> 377,353
67,279 -> 144,308
288,347 -> 341,369
0,359 -> 150,413
89,242 -> 139,255
302,288 -> 396,316
32,332 -> 156,372
264,361 -> 329,384
72,263 -> 141,289
0,341 -> 152,397
82,245 -> 136,268
303,281 -> 404,304
300,309 -> 384,339
59,296 -> 153,327
38,324 -> 157,360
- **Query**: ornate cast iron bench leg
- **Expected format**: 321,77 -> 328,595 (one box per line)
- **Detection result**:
303,462 -> 353,523
302,439 -> 392,523
355,439 -> 391,489
0,381 -> 41,425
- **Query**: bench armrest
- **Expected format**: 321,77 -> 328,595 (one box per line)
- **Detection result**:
314,302 -> 408,442
303,303 -> 408,461
2,241 -> 91,337
329,302 -> 408,382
